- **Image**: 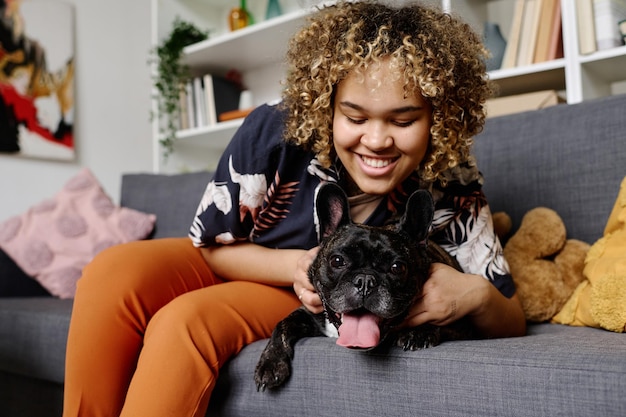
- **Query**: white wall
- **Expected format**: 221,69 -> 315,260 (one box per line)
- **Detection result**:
0,0 -> 154,220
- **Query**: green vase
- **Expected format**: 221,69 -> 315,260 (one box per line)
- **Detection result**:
241,0 -> 254,25
265,0 -> 282,20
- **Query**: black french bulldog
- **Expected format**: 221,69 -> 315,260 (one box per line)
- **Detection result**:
254,182 -> 475,391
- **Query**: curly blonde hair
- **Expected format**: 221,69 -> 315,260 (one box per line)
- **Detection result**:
281,0 -> 494,184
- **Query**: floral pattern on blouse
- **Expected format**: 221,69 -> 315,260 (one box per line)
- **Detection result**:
189,103 -> 515,297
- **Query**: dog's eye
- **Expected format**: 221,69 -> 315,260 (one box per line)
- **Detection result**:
329,255 -> 346,269
390,261 -> 407,275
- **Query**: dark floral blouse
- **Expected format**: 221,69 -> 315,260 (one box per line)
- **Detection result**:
189,102 -> 515,298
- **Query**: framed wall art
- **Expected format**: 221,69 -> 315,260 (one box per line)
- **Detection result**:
0,0 -> 75,160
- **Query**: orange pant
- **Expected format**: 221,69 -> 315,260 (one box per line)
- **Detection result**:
62,238 -> 300,417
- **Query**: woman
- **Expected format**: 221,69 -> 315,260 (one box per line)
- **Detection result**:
63,2 -> 526,416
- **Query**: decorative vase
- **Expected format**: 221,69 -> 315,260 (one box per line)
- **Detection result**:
265,0 -> 282,20
483,22 -> 507,71
229,0 -> 252,31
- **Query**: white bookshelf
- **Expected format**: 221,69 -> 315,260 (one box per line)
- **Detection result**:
152,0 -> 626,173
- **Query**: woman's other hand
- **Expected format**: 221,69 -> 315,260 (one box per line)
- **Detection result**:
294,247 -> 323,313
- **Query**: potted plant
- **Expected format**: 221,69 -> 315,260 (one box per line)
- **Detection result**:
151,18 -> 208,159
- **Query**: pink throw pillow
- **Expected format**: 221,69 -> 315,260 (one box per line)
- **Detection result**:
0,168 -> 156,298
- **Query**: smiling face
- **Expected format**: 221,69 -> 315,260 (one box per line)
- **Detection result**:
332,60 -> 432,196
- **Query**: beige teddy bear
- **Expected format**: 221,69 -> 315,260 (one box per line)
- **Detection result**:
496,208 -> 590,323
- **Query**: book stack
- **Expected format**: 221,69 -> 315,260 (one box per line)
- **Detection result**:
501,0 -> 563,69
178,74 -> 243,131
577,0 -> 626,54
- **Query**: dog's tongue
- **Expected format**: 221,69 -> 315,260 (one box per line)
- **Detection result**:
337,312 -> 381,348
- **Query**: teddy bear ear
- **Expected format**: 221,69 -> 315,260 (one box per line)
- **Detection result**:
398,190 -> 434,243
315,182 -> 352,240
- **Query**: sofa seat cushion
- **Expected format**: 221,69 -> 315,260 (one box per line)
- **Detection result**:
208,324 -> 626,417
0,298 -> 73,384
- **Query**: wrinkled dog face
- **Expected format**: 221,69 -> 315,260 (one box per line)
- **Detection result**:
310,183 -> 434,349
254,183 -> 471,392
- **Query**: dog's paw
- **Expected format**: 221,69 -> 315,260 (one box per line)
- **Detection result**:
395,326 -> 441,351
254,350 -> 292,392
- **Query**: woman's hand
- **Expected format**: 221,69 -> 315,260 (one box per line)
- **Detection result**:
293,247 -> 323,314
403,262 -> 526,338
404,263 -> 483,327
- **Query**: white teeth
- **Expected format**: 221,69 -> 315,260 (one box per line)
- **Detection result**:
362,156 -> 391,168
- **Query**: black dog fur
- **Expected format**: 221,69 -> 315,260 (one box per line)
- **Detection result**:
254,183 -> 475,391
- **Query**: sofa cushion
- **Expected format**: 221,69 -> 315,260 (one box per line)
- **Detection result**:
0,297 -> 73,384
0,168 -> 156,298
473,94 -> 626,245
208,324 -> 626,416
120,171 -> 213,239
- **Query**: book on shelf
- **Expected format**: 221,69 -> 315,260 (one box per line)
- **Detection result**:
516,0 -> 543,67
203,74 -> 242,127
545,0 -> 564,61
203,74 -> 217,126
502,0 -> 564,69
592,0 -> 626,50
485,90 -> 565,118
184,80 -> 196,129
178,84 -> 189,131
193,76 -> 207,128
218,108 -> 255,122
577,0 -> 597,54
501,0 -> 526,69
178,74 -> 243,130
533,0 -> 561,63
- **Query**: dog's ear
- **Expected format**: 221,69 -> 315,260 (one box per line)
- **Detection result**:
398,190 -> 434,243
315,183 -> 351,239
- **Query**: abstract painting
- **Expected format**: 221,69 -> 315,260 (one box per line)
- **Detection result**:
0,0 -> 75,160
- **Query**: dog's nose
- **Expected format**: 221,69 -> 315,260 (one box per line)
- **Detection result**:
353,274 -> 377,296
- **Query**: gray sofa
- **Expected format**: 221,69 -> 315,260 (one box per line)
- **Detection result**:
1,94 -> 625,417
